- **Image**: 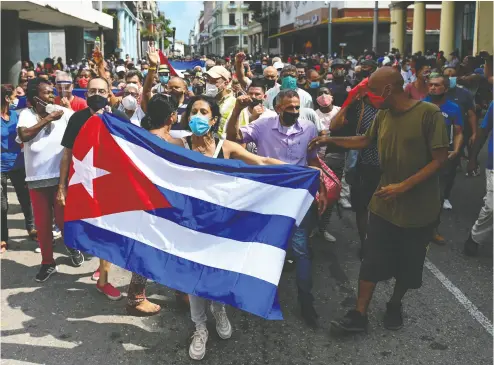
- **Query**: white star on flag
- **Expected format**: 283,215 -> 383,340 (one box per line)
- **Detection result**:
69,147 -> 110,198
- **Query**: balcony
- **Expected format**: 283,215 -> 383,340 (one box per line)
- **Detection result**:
211,24 -> 241,35
213,3 -> 222,15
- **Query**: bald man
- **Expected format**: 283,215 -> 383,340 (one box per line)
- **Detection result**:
309,68 -> 449,333
263,66 -> 279,93
165,76 -> 190,123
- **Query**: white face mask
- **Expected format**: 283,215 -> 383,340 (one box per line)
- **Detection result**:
45,104 -> 62,114
122,95 -> 138,111
205,83 -> 219,97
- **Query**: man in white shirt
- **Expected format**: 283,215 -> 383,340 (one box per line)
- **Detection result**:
265,65 -> 313,110
17,78 -> 84,282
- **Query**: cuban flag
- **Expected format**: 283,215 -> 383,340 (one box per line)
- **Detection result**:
64,113 -> 319,319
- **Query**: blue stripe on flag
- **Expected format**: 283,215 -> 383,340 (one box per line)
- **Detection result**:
151,185 -> 296,250
65,220 -> 283,320
100,113 -> 319,196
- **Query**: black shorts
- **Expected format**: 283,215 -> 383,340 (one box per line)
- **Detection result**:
359,213 -> 433,289
350,164 -> 381,213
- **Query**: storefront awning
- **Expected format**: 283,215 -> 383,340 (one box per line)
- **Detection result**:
1,0 -> 113,29
269,17 -> 391,39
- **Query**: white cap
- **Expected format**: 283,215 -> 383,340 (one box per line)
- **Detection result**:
116,65 -> 126,73
273,61 -> 284,70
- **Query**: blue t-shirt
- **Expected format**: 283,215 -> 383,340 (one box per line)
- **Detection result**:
480,101 -> 493,170
1,110 -> 24,172
423,97 -> 463,145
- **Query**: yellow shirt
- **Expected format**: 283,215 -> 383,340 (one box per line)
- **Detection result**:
217,90 -> 237,139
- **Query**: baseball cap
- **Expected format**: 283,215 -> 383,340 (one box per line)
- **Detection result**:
360,59 -> 378,68
116,65 -> 126,73
273,61 -> 284,70
205,66 -> 231,80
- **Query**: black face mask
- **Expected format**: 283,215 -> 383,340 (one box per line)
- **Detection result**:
87,94 -> 108,111
281,111 -> 299,126
265,79 -> 276,89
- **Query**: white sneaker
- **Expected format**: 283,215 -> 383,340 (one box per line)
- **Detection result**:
339,198 -> 352,209
443,199 -> 453,210
52,230 -> 62,239
323,231 -> 336,242
189,326 -> 208,360
34,247 -> 41,253
210,303 -> 232,339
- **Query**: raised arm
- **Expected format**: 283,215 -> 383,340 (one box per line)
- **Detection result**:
141,45 -> 159,113
234,52 -> 248,91
225,94 -> 251,143
93,49 -> 120,108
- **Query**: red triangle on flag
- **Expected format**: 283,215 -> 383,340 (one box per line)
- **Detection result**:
65,115 -> 171,222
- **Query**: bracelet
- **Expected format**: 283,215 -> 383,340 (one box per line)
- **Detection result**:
148,67 -> 157,71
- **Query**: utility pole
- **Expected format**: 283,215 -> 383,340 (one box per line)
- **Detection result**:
327,1 -> 332,57
267,5 -> 270,54
172,26 -> 176,56
372,1 -> 378,52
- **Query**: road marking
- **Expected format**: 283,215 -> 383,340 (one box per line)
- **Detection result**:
425,258 -> 493,336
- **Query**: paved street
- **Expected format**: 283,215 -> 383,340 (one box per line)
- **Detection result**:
1,152 -> 492,365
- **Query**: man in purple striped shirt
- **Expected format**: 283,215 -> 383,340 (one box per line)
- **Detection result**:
226,89 -> 327,327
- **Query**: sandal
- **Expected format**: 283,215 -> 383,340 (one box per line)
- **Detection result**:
1,241 -> 8,254
126,299 -> 161,317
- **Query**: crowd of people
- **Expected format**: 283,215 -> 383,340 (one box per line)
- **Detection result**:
1,43 -> 493,360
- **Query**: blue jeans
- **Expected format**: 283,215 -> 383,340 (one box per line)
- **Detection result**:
290,207 -> 316,302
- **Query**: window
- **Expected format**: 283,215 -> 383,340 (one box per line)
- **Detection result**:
244,36 -> 249,45
243,13 -> 249,26
229,13 -> 236,26
230,1 -> 235,4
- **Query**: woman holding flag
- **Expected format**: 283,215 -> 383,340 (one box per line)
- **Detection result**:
139,46 -> 289,360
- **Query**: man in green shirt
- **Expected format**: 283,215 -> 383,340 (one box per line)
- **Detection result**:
309,68 -> 449,333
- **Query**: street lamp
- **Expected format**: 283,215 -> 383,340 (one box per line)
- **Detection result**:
171,26 -> 176,56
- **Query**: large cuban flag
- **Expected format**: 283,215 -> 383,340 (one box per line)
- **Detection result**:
64,113 -> 319,319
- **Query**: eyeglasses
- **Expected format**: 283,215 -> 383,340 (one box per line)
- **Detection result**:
87,88 -> 108,96
158,73 -> 170,77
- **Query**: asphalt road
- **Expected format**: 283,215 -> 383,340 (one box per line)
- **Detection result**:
1,153 -> 492,365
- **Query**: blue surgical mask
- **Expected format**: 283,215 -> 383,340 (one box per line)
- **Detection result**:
449,76 -> 457,88
310,81 -> 320,89
281,76 -> 297,90
189,115 -> 211,136
9,98 -> 19,109
159,75 -> 169,84
142,70 -> 148,78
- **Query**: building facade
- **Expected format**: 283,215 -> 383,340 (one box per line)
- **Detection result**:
390,1 -> 493,57
200,1 -> 253,56
101,1 -> 158,61
1,0 -> 113,85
